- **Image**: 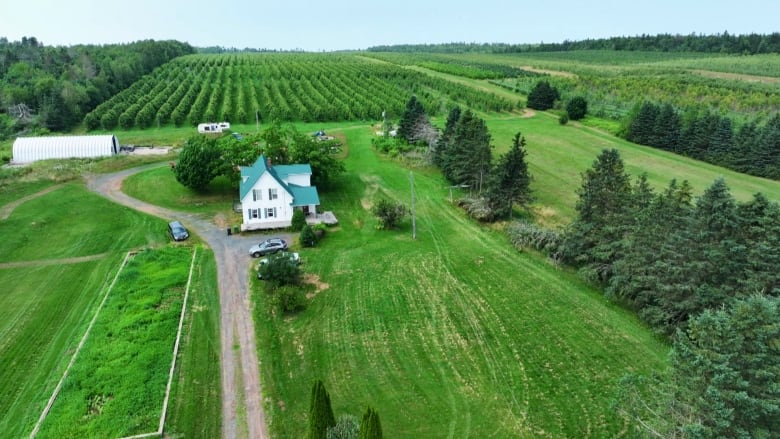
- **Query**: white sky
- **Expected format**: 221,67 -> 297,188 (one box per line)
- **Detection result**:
1,0 -> 777,50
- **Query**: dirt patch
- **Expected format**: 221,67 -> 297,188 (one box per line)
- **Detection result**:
304,273 -> 330,299
130,146 -> 173,155
520,109 -> 536,118
360,176 -> 380,210
520,65 -> 577,79
0,253 -> 108,269
213,213 -> 229,228
691,69 -> 780,84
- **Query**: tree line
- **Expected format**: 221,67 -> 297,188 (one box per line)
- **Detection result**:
367,32 -> 780,55
509,149 -> 779,436
174,121 -> 344,191
0,37 -> 194,137
378,96 -> 532,222
625,102 -> 780,179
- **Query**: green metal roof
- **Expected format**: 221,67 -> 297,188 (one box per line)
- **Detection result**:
239,155 -> 319,206
288,184 -> 320,206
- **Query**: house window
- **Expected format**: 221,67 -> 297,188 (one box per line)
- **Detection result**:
249,209 -> 259,219
252,189 -> 262,202
268,188 -> 278,200
264,207 -> 276,218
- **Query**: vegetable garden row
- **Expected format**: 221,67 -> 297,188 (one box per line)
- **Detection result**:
85,54 -> 518,130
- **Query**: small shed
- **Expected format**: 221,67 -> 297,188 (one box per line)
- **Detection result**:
12,135 -> 119,163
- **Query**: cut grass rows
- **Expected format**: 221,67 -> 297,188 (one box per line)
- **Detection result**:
252,125 -> 669,437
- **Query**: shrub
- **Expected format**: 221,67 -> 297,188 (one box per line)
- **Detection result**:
258,253 -> 302,286
300,224 -> 318,247
559,114 -> 569,125
566,96 -> 588,120
456,197 -> 496,222
312,223 -> 327,240
506,221 -> 563,262
371,198 -> 407,229
275,285 -> 307,313
327,415 -> 359,439
291,209 -> 306,231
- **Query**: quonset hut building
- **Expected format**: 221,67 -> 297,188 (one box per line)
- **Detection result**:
12,135 -> 119,164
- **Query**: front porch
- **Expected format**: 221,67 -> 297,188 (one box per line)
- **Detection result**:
306,211 -> 338,226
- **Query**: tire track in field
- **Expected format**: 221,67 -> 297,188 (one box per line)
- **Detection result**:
417,192 -> 534,436
0,184 -> 65,221
0,253 -> 108,269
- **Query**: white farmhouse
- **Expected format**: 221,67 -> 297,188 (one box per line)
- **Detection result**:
239,155 -> 320,231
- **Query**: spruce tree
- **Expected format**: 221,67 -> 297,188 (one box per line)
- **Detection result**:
671,296 -> 780,437
441,109 -> 492,190
486,131 -> 532,219
627,102 -> 659,146
434,105 -> 461,167
397,95 -> 425,143
308,380 -> 336,439
358,406 -> 383,439
564,149 -> 633,281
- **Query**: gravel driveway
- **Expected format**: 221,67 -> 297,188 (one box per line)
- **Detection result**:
87,163 -> 288,439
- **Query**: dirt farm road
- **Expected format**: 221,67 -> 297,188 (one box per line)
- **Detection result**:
87,163 -> 276,439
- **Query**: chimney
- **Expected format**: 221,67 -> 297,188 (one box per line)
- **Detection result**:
266,157 -> 272,168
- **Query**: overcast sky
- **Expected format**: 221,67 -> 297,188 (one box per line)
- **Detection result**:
1,0 -> 777,51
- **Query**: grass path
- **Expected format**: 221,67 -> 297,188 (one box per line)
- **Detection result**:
0,183 -> 64,220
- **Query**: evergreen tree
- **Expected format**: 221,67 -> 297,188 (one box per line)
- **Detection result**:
671,295 -> 780,438
756,114 -> 780,179
434,105 -> 461,167
707,116 -> 734,164
485,131 -> 532,219
441,109 -> 492,190
565,96 -> 588,120
564,149 -> 633,281
308,380 -> 336,439
654,103 -> 681,152
397,95 -> 425,143
358,407 -> 383,439
526,80 -> 559,110
737,193 -> 780,296
731,121 -> 760,174
626,102 -> 659,146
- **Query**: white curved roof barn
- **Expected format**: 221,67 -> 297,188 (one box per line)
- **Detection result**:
12,135 -> 119,163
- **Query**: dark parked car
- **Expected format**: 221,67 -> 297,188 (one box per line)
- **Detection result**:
168,221 -> 189,241
249,238 -> 288,257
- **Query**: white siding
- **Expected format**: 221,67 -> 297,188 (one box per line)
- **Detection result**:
286,173 -> 311,186
241,173 -> 294,228
12,135 -> 118,163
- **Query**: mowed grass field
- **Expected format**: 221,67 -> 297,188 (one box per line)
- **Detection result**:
251,125 -> 669,438
0,180 -> 220,438
114,112 -> 780,436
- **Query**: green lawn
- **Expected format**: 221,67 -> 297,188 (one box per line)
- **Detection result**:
123,165 -> 238,216
253,125 -> 670,438
484,114 -> 780,226
0,182 -> 220,438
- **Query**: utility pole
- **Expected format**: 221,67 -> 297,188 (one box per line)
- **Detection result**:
256,109 -> 260,132
410,171 -> 416,240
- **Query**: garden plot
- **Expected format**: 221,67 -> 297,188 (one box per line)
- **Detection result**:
34,246 -> 195,438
